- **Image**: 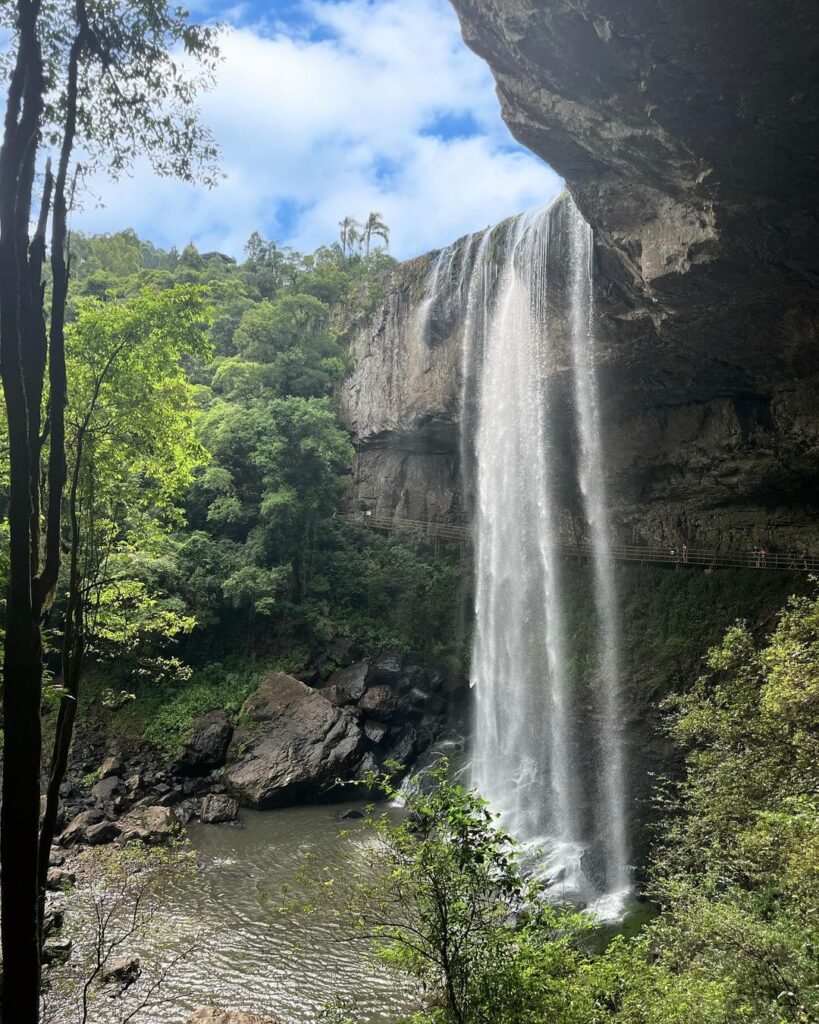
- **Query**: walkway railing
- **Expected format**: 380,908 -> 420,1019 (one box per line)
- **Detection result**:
339,512 -> 819,572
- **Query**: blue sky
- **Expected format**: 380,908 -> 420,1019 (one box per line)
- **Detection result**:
74,0 -> 562,260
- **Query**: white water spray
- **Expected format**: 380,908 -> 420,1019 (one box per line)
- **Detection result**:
415,194 -> 630,912
564,199 -> 631,907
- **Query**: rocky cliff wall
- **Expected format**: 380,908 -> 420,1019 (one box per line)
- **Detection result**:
341,0 -> 819,552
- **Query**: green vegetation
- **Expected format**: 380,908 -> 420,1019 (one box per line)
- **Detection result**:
61,226 -> 464,674
318,590 -> 818,1024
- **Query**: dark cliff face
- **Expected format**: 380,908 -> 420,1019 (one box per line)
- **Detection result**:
447,0 -> 819,547
342,1 -> 819,551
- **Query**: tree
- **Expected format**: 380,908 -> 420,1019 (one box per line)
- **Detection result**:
338,215 -> 361,261
0,3 -> 217,1016
362,211 -> 389,255
37,285 -> 211,930
291,760 -> 593,1024
579,591 -> 819,1024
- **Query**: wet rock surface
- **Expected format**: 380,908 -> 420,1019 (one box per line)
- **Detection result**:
200,794 -> 240,824
224,673 -> 365,808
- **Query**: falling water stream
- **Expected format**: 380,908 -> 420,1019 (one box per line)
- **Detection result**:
422,193 -> 631,915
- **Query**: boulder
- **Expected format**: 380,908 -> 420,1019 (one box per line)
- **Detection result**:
47,866 -> 76,891
103,956 -> 141,987
186,1009 -> 280,1024
155,787 -> 185,807
363,720 -> 388,745
355,751 -> 380,781
43,937 -> 72,965
59,808 -> 105,846
91,775 -> 121,803
357,686 -> 397,719
44,906 -> 65,938
175,709 -> 234,776
388,724 -> 419,765
367,652 -> 403,686
85,820 -> 123,846
200,794 -> 240,824
175,799 -> 198,826
224,672 -> 364,808
337,807 -> 365,821
319,661 -> 369,705
119,805 -> 178,845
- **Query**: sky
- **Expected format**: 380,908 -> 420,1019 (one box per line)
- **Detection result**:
72,0 -> 563,261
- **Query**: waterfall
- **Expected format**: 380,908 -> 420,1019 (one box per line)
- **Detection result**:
565,201 -> 631,898
419,193 -> 630,913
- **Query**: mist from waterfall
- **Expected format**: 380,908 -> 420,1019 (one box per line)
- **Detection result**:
420,193 -> 631,913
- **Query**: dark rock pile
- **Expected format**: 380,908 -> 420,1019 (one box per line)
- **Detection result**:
225,653 -> 466,809
50,649 -> 466,851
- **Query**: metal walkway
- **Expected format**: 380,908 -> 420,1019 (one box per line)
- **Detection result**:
339,512 -> 818,572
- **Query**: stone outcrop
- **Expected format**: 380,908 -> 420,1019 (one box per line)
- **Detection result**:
224,673 -> 365,808
341,0 -> 819,551
224,657 -> 466,809
51,650 -> 464,847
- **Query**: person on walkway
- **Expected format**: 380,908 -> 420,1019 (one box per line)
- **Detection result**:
760,546 -> 767,568
682,543 -> 688,564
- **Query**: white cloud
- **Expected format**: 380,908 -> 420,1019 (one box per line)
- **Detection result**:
71,0 -> 561,259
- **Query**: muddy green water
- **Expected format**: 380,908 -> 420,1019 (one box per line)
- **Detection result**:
75,804 -> 411,1023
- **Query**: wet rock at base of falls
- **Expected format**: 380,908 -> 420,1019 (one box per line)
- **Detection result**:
318,661 -> 369,706
357,685 -> 398,719
224,672 -> 365,808
363,719 -> 388,745
175,709 -> 234,776
200,793 -> 240,824
337,807 -> 365,820
186,1008 -> 282,1024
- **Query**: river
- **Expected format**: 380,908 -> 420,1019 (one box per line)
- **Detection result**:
54,803 -> 412,1024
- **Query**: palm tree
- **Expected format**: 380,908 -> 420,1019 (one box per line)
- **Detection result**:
362,211 -> 389,256
338,216 -> 361,261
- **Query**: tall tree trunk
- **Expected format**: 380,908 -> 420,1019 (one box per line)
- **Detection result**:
36,16 -> 86,933
38,435 -> 84,933
0,2 -> 47,1019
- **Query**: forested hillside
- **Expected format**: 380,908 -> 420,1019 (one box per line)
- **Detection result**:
58,228 -> 465,679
